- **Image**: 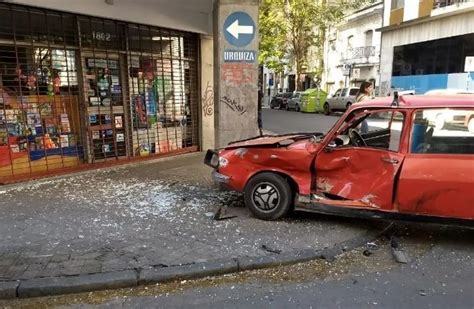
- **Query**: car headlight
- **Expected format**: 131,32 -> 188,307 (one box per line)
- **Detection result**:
204,150 -> 219,168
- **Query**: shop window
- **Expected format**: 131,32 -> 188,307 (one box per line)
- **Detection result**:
127,25 -> 195,156
392,33 -> 474,76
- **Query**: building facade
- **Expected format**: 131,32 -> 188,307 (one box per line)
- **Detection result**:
322,2 -> 383,95
0,0 -> 218,182
380,0 -> 474,95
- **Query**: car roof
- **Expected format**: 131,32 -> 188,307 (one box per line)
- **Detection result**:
354,95 -> 474,110
424,89 -> 474,95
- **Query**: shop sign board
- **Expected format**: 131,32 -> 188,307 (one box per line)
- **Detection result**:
465,56 -> 474,72
86,58 -> 118,69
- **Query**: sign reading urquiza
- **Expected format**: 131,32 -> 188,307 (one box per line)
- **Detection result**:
223,50 -> 256,63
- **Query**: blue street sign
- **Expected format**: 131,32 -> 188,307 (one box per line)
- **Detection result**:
223,11 -> 256,47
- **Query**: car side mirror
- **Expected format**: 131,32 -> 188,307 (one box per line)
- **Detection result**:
324,141 -> 337,153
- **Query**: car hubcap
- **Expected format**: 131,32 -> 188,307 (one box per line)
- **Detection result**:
469,119 -> 474,133
252,183 -> 280,211
435,114 -> 445,129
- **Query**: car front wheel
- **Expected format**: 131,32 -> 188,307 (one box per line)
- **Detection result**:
244,172 -> 293,220
468,117 -> 474,134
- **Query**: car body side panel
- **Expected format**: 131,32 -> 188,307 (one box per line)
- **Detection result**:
395,155 -> 474,219
218,145 -> 315,195
314,147 -> 405,210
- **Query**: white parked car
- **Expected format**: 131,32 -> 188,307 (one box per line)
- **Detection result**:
323,87 -> 359,115
423,89 -> 474,130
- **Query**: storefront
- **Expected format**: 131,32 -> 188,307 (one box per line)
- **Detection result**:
391,33 -> 474,94
0,4 -> 199,181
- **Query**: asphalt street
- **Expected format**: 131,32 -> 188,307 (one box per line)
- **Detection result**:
262,108 -> 341,134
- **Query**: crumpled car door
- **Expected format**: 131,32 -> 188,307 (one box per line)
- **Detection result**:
314,147 -> 405,210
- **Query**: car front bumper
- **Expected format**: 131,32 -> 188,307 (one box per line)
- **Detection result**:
212,170 -> 230,184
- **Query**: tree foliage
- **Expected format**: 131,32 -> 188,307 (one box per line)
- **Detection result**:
259,0 -> 374,90
258,0 -> 287,74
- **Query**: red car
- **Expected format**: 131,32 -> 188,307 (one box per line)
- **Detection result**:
205,94 -> 474,226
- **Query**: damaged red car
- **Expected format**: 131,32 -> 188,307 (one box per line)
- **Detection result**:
205,94 -> 474,226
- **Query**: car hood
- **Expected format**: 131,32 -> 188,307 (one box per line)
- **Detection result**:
223,133 -> 323,150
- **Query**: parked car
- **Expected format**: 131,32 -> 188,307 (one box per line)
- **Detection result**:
205,94 -> 474,225
323,87 -> 359,115
423,89 -> 474,130
269,92 -> 292,109
286,91 -> 303,111
269,93 -> 283,109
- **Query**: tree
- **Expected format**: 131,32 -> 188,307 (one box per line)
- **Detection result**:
259,0 -> 374,90
258,0 -> 287,91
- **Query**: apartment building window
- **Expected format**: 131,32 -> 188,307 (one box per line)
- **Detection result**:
391,0 -> 404,9
365,30 -> 373,47
434,0 -> 469,9
347,35 -> 354,50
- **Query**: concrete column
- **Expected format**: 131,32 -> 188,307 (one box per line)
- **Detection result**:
200,34 -> 215,150
214,0 -> 260,148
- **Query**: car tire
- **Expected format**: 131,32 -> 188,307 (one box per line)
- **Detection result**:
279,103 -> 284,110
295,104 -> 300,112
468,117 -> 474,134
323,103 -> 330,115
244,172 -> 293,220
346,102 -> 352,110
286,104 -> 290,111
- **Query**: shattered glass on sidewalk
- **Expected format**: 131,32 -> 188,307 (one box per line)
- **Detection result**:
0,154 -> 370,281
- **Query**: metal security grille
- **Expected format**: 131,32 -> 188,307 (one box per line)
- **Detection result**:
0,4 -> 199,181
0,6 -> 83,179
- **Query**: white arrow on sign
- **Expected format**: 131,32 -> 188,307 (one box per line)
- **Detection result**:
226,19 -> 254,39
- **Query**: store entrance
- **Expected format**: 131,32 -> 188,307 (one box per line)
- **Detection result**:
81,52 -> 129,162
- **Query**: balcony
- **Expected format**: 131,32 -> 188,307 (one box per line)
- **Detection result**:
433,0 -> 471,9
341,46 -> 378,65
431,0 -> 474,17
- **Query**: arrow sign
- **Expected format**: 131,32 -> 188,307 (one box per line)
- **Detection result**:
226,20 -> 254,39
223,11 -> 256,47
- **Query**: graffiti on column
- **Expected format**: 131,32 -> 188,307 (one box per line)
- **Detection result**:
202,81 -> 214,116
380,81 -> 390,97
220,95 -> 247,115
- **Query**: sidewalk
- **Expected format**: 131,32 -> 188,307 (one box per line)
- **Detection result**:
0,152 -> 376,298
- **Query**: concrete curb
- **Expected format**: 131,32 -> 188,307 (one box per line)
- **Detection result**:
16,270 -> 137,299
0,281 -> 19,299
0,224 -> 394,299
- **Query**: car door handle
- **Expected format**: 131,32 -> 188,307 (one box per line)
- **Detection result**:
381,157 -> 399,164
